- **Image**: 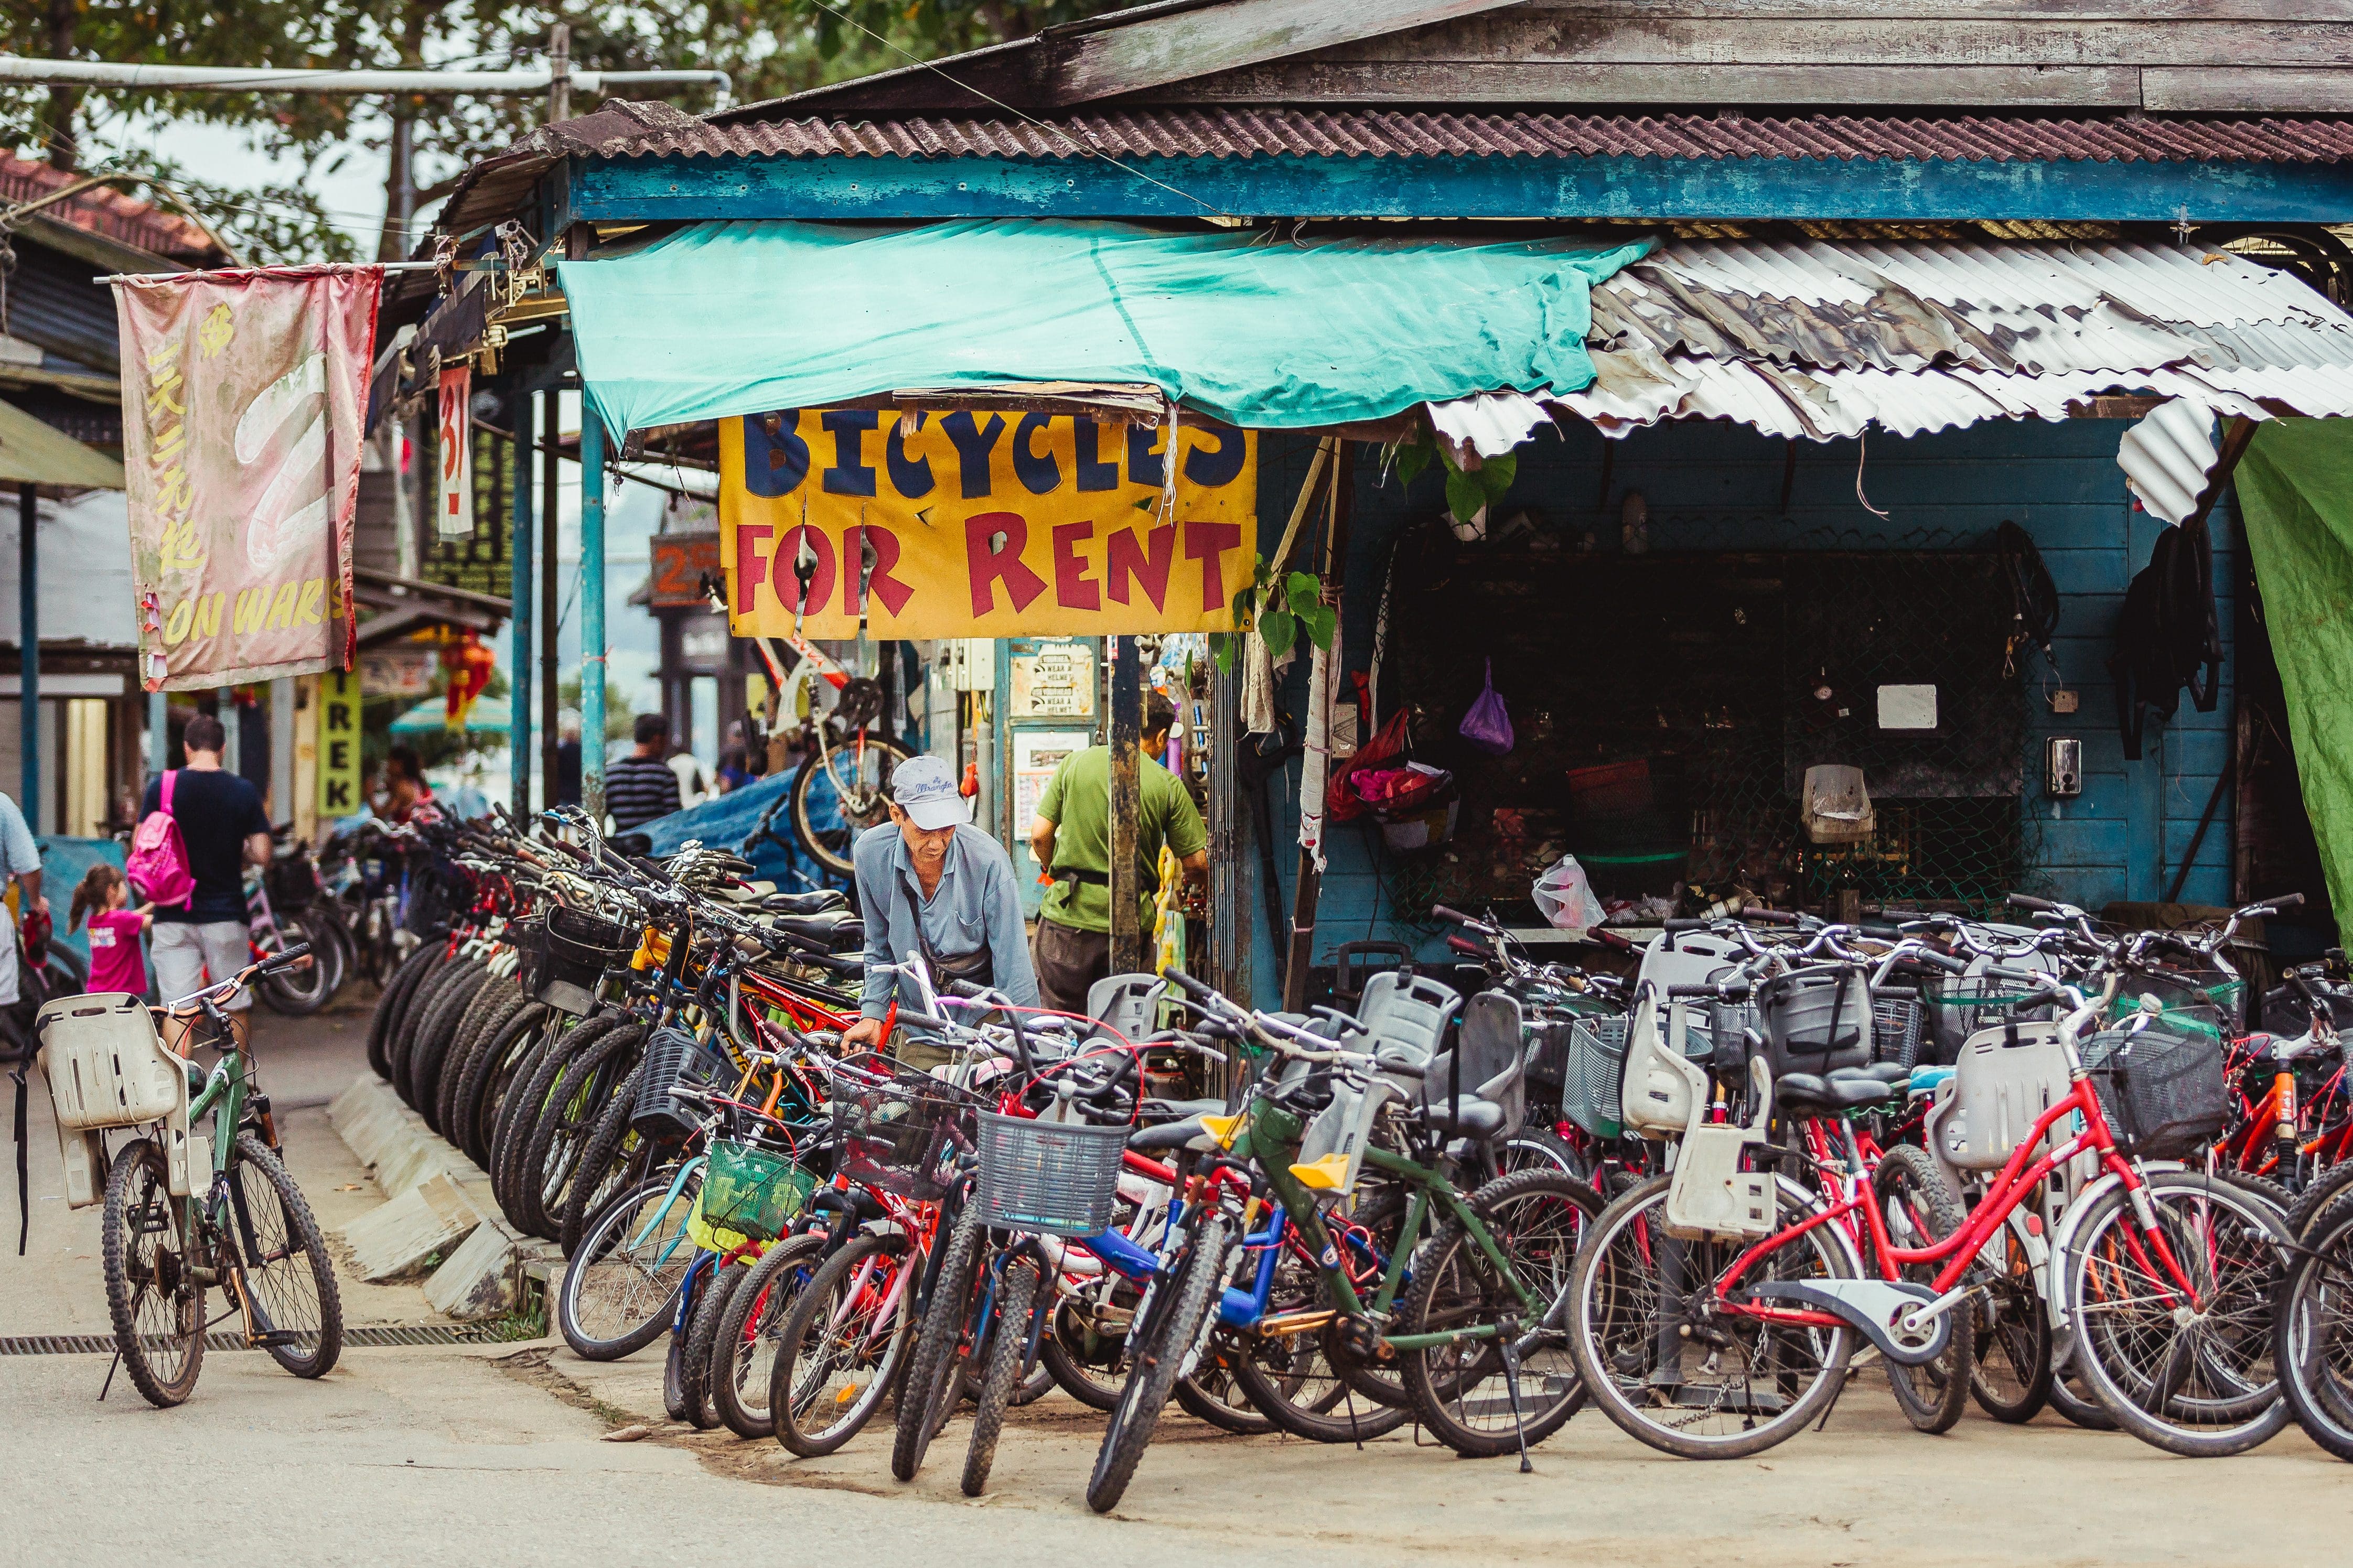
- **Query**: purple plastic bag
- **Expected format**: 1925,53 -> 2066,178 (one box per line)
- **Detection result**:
1459,658 -> 1514,755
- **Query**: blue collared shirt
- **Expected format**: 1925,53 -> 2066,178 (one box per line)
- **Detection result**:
0,793 -> 38,878
851,822 -> 1039,1020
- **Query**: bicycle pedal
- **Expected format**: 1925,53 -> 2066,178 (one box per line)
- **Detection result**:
250,1329 -> 309,1348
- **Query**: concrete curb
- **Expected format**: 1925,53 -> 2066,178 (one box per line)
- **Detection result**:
328,1075 -> 563,1320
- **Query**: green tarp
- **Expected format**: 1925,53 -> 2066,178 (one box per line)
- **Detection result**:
555,220 -> 1650,438
2234,418 -> 2353,942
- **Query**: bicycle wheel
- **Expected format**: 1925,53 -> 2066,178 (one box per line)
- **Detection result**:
681,1258 -> 747,1431
771,1234 -> 917,1456
366,942 -> 439,1079
892,1211 -> 986,1480
1872,1145 -> 1973,1434
1174,1335 -> 1275,1434
962,1257 -> 1042,1497
560,1064 -> 646,1256
1228,1244 -> 1411,1442
492,1015 -> 615,1221
558,1170 -> 697,1361
516,1021 -> 644,1239
2287,1159 -> 2353,1238
100,1138 -> 205,1408
405,959 -> 487,1116
713,1234 -> 828,1440
2273,1187 -> 2353,1460
2048,1364 -> 2120,1430
227,1132 -> 343,1378
1502,1126 -> 1589,1182
1397,1167 -> 1599,1458
260,915 -> 340,1017
438,981 -> 527,1139
2064,1171 -> 2292,1457
458,1003 -> 552,1171
1088,1214 -> 1232,1514
1968,1220 -> 2053,1424
387,954 -> 475,1102
1567,1171 -> 1857,1461
789,731 -> 915,878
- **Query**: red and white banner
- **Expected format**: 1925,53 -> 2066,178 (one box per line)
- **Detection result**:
116,264 -> 380,690
436,363 -> 473,539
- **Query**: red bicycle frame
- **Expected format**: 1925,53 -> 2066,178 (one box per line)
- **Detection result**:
1715,1072 -> 2202,1329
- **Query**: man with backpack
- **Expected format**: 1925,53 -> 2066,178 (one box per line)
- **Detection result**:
135,712 -> 271,1047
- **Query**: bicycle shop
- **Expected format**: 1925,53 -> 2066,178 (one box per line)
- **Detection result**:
391,0 -> 2353,1009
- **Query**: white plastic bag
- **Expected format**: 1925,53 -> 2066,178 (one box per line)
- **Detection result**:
1531,854 -> 1606,931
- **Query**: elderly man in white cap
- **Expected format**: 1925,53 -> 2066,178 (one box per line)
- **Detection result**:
842,754 -> 1039,1050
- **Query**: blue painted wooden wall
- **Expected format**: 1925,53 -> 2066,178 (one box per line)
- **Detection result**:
1238,417 -> 2237,1006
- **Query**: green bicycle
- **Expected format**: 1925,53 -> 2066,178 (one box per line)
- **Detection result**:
87,948 -> 344,1407
1090,972 -> 1599,1509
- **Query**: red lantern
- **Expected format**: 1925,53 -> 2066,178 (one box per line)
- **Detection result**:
443,631 -> 496,728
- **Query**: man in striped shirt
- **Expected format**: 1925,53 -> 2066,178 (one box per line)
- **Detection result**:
605,712 -> 684,830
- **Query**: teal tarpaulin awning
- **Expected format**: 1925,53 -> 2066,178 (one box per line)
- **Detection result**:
390,696 -> 509,734
555,220 -> 1650,437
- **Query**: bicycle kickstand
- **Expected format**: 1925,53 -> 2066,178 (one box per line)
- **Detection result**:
1497,1331 -> 1533,1475
98,1348 -> 120,1403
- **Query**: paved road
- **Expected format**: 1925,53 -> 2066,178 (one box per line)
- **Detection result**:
8,1003 -> 2352,1566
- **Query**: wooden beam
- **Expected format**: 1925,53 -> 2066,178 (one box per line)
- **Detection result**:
2146,66 -> 2353,111
1161,61 -> 2142,103
577,151 -> 2353,225
1048,0 -> 1533,104
1514,1 -> 2352,17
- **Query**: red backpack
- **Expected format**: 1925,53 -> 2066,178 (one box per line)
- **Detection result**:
125,770 -> 197,908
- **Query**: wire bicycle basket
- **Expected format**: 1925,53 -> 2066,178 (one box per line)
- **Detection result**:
974,1111 -> 1127,1236
825,1052 -> 977,1201
696,1138 -> 818,1243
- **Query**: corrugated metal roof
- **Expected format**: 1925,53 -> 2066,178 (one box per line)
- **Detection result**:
543,109 -> 2353,166
1431,235 -> 2353,452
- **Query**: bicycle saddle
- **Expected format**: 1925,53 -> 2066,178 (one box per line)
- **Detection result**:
1776,1072 -> 1897,1112
1416,1094 -> 1508,1141
763,890 -> 848,916
769,910 -> 863,945
1828,1063 -> 1914,1087
1139,1096 -> 1227,1122
1128,1115 -> 1218,1153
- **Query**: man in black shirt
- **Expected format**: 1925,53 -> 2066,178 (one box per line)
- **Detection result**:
139,712 -> 272,1046
605,712 -> 683,831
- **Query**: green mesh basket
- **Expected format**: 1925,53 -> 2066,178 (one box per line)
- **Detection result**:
696,1140 -> 816,1243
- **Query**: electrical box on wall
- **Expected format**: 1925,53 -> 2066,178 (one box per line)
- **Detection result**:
2046,738 -> 2083,798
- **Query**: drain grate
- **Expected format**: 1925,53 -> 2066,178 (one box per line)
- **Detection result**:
0,1324 -> 507,1356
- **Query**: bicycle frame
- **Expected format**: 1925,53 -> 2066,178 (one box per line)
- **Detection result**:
1715,1072 -> 2197,1333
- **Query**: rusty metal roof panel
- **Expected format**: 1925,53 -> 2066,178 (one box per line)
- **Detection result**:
569,109 -> 2353,166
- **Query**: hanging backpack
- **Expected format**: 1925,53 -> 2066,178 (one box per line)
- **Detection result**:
125,771 -> 197,909
2108,522 -> 2223,762
1997,520 -> 2060,671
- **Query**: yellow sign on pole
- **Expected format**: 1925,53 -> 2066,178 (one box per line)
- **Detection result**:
317,668 -> 362,819
718,410 -> 1257,640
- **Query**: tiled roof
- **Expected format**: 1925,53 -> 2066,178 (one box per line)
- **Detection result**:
592,108 -> 2353,165
0,154 -> 218,261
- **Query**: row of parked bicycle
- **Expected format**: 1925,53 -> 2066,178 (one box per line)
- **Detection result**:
349,803 -> 2353,1505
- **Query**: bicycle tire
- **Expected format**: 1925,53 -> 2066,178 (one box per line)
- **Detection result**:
2287,1159 -> 2353,1238
560,1063 -> 646,1256
259,913 -> 339,1016
2272,1186 -> 2353,1461
681,1258 -> 747,1431
1873,1145 -> 1973,1434
1396,1167 -> 1598,1458
389,955 -> 475,1108
789,732 -> 916,878
1967,1232 -> 2054,1425
2065,1171 -> 2293,1457
457,1002 -> 552,1171
228,1132 -> 344,1378
2048,1364 -> 2120,1430
438,981 -> 527,1139
1087,1213 -> 1232,1514
368,943 -> 442,1082
1041,1311 -> 1128,1411
493,1014 -> 620,1227
962,1257 -> 1042,1497
101,1138 -> 205,1408
1567,1171 -> 1857,1461
2218,1170 -> 2295,1223
1174,1340 -> 1275,1434
517,1022 -> 647,1240
558,1170 -> 698,1361
892,1211 -> 986,1480
425,969 -> 514,1134
772,1234 -> 917,1457
713,1233 -> 828,1440
406,959 -> 488,1117
1501,1125 -> 1589,1182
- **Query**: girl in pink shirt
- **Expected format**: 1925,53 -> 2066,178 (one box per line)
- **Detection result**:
70,863 -> 153,997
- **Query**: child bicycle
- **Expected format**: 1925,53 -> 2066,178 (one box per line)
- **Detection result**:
36,946 -> 343,1408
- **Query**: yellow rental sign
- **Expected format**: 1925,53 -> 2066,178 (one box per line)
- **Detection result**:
717,410 -> 1258,639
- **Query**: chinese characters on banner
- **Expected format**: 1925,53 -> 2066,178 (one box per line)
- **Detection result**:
718,410 -> 1257,639
114,265 -> 381,690
437,364 -> 473,539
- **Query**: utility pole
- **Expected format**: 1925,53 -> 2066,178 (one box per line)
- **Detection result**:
547,24 -> 572,124
1109,636 -> 1144,975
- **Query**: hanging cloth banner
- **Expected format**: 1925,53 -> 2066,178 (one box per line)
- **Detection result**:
718,409 -> 1256,639
115,264 -> 380,691
436,363 -> 474,539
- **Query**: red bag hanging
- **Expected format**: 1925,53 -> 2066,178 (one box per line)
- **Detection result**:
1328,709 -> 1410,823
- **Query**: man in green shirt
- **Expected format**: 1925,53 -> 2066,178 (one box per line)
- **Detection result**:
1027,691 -> 1209,1014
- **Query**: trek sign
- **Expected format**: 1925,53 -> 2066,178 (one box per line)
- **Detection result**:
716,409 -> 1257,639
